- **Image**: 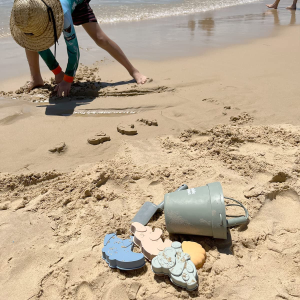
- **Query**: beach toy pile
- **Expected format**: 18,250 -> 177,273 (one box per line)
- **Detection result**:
102,182 -> 249,291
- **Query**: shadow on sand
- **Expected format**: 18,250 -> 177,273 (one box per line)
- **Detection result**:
37,79 -> 135,116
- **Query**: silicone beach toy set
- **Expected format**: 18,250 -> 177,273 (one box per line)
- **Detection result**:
102,182 -> 249,291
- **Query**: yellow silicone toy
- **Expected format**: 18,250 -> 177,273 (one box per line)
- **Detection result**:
182,241 -> 206,269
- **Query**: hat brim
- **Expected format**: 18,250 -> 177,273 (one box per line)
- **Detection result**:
10,0 -> 64,52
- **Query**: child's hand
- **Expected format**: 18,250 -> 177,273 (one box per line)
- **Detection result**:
55,80 -> 72,97
55,71 -> 65,84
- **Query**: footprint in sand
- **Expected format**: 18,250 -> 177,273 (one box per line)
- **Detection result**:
76,282 -> 96,300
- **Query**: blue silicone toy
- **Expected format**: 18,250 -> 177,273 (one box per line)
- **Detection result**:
102,233 -> 145,270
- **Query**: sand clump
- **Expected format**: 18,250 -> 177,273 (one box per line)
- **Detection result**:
48,142 -> 66,153
202,97 -> 219,104
230,112 -> 254,125
88,132 -> 111,145
137,118 -> 158,126
117,124 -> 138,135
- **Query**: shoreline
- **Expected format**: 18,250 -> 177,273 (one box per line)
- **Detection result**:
0,0 -> 299,82
0,23 -> 296,94
0,0 -> 261,33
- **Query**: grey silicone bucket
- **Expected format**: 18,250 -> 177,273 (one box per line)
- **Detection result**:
164,182 -> 248,239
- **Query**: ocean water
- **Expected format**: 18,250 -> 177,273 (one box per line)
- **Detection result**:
1,0 -> 259,37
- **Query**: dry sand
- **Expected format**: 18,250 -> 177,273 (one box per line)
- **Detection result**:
0,26 -> 300,300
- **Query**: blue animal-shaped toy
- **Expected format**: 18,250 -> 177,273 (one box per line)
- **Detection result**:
102,233 -> 145,270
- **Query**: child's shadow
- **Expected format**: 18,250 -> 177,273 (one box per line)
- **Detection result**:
38,79 -> 135,116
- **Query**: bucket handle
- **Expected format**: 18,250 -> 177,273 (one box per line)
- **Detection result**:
225,197 -> 249,227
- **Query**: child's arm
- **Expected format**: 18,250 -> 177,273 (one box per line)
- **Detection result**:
62,10 -> 80,83
39,49 -> 62,77
38,9 -> 80,96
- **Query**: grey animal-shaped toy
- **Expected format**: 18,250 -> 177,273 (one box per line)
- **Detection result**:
151,241 -> 198,291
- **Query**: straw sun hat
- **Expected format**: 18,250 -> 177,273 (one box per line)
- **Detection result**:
10,0 -> 64,52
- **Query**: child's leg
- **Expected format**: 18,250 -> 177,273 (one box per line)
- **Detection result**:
266,0 -> 281,8
82,22 -> 147,84
25,49 -> 44,90
286,0 -> 297,9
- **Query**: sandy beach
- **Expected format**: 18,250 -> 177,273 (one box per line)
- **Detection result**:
1,1 -> 300,299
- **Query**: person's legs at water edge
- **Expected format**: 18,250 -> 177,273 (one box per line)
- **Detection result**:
71,0 -> 147,84
267,0 -> 297,9
286,0 -> 297,10
82,22 -> 147,84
